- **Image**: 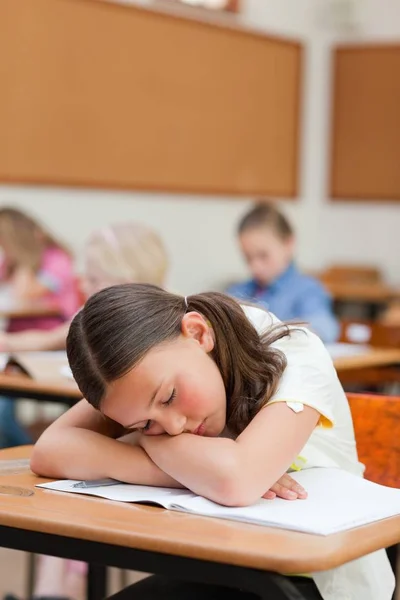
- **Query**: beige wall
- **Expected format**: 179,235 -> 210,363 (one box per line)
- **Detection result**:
1,0 -> 399,294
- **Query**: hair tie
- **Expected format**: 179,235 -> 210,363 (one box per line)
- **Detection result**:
184,296 -> 188,309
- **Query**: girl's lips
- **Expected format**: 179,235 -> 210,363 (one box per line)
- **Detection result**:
193,421 -> 206,436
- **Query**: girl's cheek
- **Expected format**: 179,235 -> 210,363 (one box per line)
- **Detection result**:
180,394 -> 202,416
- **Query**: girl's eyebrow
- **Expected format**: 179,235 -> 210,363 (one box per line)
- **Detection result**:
124,379 -> 165,429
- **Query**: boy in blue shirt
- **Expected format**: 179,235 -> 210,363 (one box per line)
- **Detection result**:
226,203 -> 339,343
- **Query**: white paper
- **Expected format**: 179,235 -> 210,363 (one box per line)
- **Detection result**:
37,468 -> 400,536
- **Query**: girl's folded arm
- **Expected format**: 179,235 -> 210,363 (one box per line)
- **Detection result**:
30,399 -> 181,488
141,402 -> 320,506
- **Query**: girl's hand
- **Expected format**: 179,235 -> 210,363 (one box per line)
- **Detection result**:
263,473 -> 307,500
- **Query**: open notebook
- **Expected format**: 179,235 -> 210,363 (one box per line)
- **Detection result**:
38,468 -> 400,536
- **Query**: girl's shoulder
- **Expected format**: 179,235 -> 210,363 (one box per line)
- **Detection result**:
240,303 -> 279,331
242,303 -> 331,363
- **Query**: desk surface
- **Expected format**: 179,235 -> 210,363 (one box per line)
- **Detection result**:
0,446 -> 400,575
0,372 -> 82,401
331,346 -> 400,371
0,352 -> 81,402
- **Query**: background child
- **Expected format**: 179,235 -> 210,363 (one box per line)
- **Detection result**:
0,207 -> 79,331
0,207 -> 80,449
226,203 -> 339,343
0,222 -> 168,354
0,222 -> 169,600
31,285 -> 394,600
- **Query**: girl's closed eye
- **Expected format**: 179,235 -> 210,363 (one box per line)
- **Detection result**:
163,388 -> 176,406
142,389 -> 176,432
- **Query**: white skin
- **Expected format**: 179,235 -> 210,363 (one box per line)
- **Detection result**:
32,312 -> 320,505
239,226 -> 295,287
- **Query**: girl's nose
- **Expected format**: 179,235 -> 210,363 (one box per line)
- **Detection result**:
162,412 -> 186,436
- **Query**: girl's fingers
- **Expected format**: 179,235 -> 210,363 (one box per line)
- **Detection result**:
262,490 -> 277,500
266,474 -> 308,500
279,473 -> 308,497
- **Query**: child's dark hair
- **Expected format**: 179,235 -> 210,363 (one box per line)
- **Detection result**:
238,202 -> 293,240
67,284 -> 290,435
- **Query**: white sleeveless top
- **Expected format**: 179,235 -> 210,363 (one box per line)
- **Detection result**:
242,305 -> 395,600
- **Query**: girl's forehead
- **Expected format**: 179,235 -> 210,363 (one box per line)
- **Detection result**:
102,361 -> 161,416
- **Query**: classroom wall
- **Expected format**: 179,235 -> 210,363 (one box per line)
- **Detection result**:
315,0 -> 400,282
1,0 -> 399,294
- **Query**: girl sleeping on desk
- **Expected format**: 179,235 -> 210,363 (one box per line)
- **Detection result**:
30,285 -> 395,600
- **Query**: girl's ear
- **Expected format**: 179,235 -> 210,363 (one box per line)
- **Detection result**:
181,312 -> 214,353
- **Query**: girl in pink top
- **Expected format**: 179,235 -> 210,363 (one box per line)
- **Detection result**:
0,207 -> 80,331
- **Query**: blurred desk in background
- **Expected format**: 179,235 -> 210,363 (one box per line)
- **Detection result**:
1,346 -> 399,402
0,285 -> 63,323
0,352 -> 80,407
322,281 -> 396,303
327,343 -> 400,387
0,300 -> 62,321
320,280 -> 397,320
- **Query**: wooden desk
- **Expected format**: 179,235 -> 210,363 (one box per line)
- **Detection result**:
0,446 -> 400,600
332,347 -> 400,372
0,372 -> 81,405
313,278 -> 398,319
0,346 -> 399,406
328,344 -> 400,386
0,351 -> 81,405
322,281 -> 396,303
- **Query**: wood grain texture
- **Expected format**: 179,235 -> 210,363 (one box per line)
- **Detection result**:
330,45 -> 400,201
1,444 -> 400,574
0,0 -> 302,196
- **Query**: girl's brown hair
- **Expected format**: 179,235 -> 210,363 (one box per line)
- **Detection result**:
67,284 -> 290,435
0,207 -> 70,275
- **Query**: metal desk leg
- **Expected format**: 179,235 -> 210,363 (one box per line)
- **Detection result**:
26,552 -> 36,598
87,564 -> 107,600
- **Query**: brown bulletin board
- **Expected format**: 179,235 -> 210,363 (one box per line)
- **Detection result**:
330,45 -> 400,201
0,0 -> 302,197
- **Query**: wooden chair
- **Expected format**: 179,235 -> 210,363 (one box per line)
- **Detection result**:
340,319 -> 400,348
347,393 -> 400,488
338,321 -> 400,388
347,392 -> 400,580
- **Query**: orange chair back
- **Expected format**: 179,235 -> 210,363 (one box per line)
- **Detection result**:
347,393 -> 400,488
